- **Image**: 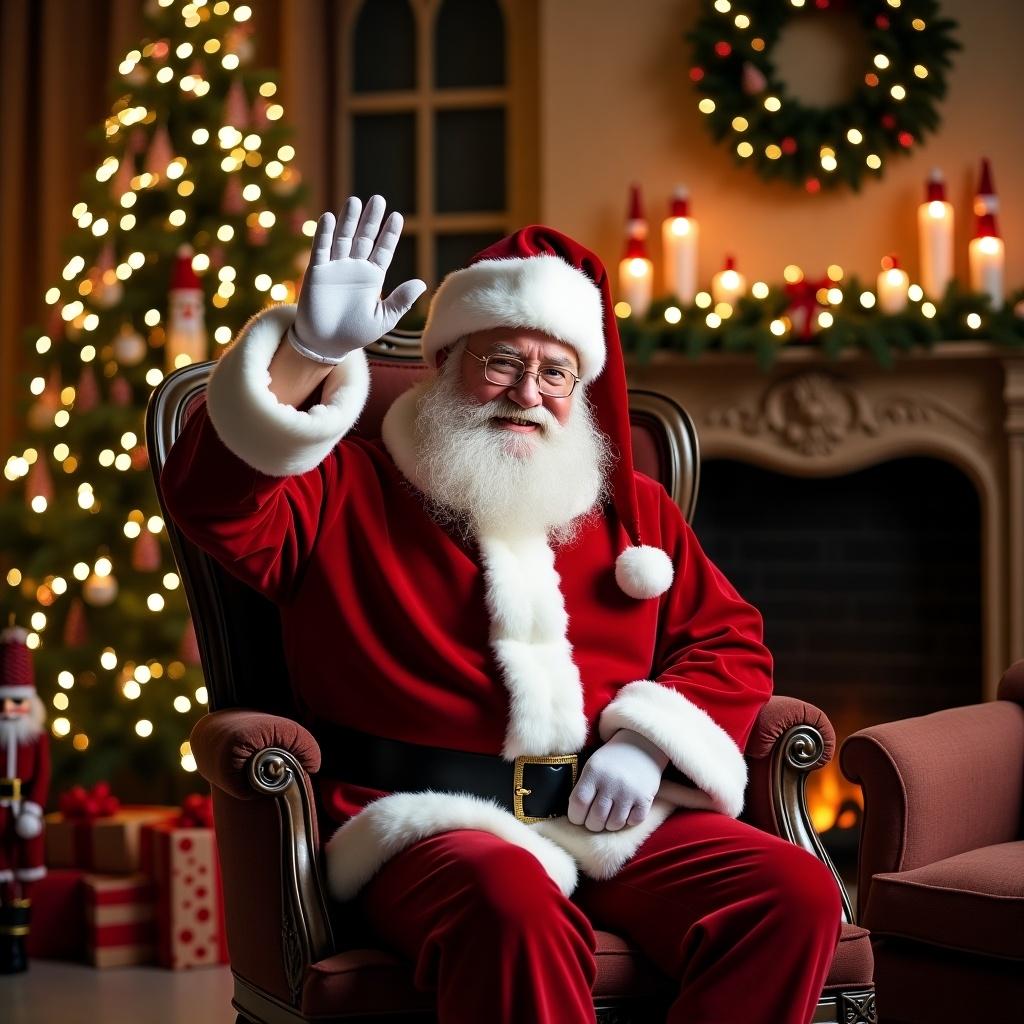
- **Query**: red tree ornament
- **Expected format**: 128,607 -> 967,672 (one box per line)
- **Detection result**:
63,598 -> 88,648
76,365 -> 100,413
25,458 -> 54,507
132,530 -> 161,572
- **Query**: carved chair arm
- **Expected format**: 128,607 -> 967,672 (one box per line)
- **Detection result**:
191,710 -> 335,1007
743,695 -> 854,924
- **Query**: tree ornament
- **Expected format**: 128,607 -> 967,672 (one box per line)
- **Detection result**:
145,125 -> 174,179
83,569 -> 119,608
247,222 -> 269,246
25,457 -> 54,507
251,97 -> 271,131
687,1 -> 960,191
132,529 -> 161,572
63,598 -> 89,647
224,81 -> 249,128
27,368 -> 62,431
93,243 -> 123,309
112,156 -> 135,200
130,446 -> 150,471
76,364 -> 100,413
109,375 -> 133,407
113,323 -> 148,366
221,175 -> 245,215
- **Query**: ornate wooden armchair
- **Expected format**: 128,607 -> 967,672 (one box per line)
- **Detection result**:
146,335 -> 875,1024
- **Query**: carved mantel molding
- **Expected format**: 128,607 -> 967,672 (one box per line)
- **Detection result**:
627,342 -> 1024,694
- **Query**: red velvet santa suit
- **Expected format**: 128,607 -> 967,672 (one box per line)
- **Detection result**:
162,305 -> 772,896
162,232 -> 841,1021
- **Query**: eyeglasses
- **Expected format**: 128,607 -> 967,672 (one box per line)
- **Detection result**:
465,349 -> 580,398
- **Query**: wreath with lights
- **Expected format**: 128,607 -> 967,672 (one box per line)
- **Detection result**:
687,0 -> 960,193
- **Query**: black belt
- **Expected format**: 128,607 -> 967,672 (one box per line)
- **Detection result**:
0,778 -> 21,801
319,726 -> 590,823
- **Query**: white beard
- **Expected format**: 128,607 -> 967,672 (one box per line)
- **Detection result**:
413,355 -> 614,545
0,710 -> 42,747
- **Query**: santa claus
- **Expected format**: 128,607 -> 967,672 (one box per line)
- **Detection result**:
162,195 -> 840,1023
0,624 -> 48,974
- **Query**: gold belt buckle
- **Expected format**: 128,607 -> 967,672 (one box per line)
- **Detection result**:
512,754 -> 578,823
0,777 -> 21,801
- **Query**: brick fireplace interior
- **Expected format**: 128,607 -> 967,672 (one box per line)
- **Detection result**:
692,455 -> 983,875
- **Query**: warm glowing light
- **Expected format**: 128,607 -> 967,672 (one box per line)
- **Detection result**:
52,577 -> 68,595
966,313 -> 982,330
731,116 -> 748,132
94,556 -> 112,577
628,258 -> 650,278
146,368 -> 164,386
123,681 -> 142,700
163,573 -> 180,589
783,265 -> 803,284
736,141 -> 754,158
827,288 -> 843,304
31,496 -> 48,514
922,302 -> 937,319
217,224 -> 235,242
860,291 -> 877,309
302,220 -> 317,237
866,154 -> 882,170
763,96 -> 781,112
135,719 -> 154,737
195,687 -> 208,704
215,326 -> 232,344
73,562 -> 90,581
6,569 -> 22,586
53,718 -> 71,737
147,593 -> 166,612
890,84 -> 906,101
698,98 -> 716,114
751,281 -> 769,299
818,311 -> 834,329
874,54 -> 890,70
124,521 -> 142,538
614,301 -> 632,318
908,284 -> 924,302
58,671 -> 74,689
695,291 -> 712,309
114,453 -> 132,471
770,319 -> 787,337
174,696 -> 192,713
265,104 -> 283,120
663,306 -> 682,325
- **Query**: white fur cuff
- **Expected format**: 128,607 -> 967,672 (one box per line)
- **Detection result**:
599,680 -> 748,818
325,791 -> 579,901
19,801 -> 42,818
206,304 -> 370,477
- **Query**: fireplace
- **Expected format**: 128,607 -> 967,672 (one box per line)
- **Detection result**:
627,343 -> 1024,875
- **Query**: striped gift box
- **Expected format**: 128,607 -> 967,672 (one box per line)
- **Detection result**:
83,873 -> 156,968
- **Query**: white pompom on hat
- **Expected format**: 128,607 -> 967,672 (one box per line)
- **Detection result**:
421,226 -> 674,600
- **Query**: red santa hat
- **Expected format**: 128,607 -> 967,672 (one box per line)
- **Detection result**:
419,226 -> 674,600
0,625 -> 36,700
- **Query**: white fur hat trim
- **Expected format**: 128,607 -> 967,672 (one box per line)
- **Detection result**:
420,254 -> 606,381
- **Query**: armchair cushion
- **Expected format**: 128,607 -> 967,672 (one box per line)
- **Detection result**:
191,709 -> 321,800
823,924 -> 874,990
863,841 -> 1024,960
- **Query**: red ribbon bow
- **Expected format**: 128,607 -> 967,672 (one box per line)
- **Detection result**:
177,792 -> 214,829
58,781 -> 121,822
784,277 -> 831,341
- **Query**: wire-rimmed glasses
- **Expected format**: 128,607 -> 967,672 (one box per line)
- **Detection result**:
465,349 -> 580,398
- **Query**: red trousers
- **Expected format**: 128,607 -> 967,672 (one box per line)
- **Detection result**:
358,810 -> 842,1024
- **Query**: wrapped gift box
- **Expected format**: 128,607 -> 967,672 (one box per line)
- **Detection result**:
26,868 -> 88,961
83,873 -> 155,968
145,822 -> 228,969
46,805 -> 177,873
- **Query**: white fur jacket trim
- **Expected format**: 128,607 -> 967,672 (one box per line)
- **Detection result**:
599,679 -> 748,819
205,304 -> 370,477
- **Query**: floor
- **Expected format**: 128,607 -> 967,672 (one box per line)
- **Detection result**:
3,960 -> 236,1024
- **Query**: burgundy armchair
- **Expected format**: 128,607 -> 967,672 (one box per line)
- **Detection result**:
840,661 -> 1024,1023
147,337 -> 875,1023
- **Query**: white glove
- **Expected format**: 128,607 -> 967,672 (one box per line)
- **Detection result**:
287,194 -> 427,365
568,729 -> 669,833
15,804 -> 43,840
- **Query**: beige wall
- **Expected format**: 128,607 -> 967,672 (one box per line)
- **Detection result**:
539,0 -> 1024,294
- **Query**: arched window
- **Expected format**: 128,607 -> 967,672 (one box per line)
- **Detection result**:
337,0 -> 538,313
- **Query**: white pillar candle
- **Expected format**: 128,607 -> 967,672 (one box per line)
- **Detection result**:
877,259 -> 909,314
917,169 -> 954,301
662,187 -> 698,304
969,235 -> 1005,311
711,256 -> 746,307
618,254 -> 654,319
618,184 -> 653,318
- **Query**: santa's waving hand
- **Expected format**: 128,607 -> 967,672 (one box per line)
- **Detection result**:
286,195 -> 427,365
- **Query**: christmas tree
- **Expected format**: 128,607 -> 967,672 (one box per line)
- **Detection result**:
0,0 -> 311,800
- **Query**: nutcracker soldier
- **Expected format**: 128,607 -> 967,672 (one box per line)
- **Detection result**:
0,623 -> 49,973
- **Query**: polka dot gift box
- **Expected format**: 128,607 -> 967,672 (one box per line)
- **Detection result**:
143,795 -> 228,970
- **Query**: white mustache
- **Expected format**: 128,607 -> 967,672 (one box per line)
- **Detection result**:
477,398 -> 558,431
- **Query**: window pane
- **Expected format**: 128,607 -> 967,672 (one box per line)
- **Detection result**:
435,108 -> 505,213
353,113 -> 417,215
354,0 -> 415,92
435,232 -> 505,281
386,233 -> 423,328
435,0 -> 505,88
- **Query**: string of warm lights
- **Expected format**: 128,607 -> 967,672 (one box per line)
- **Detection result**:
2,0 -> 309,780
687,0 -> 961,192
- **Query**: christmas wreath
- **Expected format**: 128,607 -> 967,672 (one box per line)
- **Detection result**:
687,0 -> 960,193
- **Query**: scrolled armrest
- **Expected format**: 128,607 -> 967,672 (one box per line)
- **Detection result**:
745,695 -> 836,764
191,709 -> 321,799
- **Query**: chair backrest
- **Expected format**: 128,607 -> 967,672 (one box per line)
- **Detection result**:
146,339 -> 700,714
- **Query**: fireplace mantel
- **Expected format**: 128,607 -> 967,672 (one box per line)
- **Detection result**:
627,342 -> 1024,695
